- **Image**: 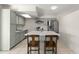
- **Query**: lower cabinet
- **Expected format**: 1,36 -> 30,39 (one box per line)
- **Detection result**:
10,31 -> 25,48
15,31 -> 25,45
10,25 -> 16,48
15,33 -> 19,44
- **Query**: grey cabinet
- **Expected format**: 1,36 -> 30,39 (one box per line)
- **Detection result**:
10,10 -> 16,48
18,16 -> 25,25
16,32 -> 20,44
16,31 -> 25,45
10,10 -> 16,24
10,25 -> 16,48
16,15 -> 25,25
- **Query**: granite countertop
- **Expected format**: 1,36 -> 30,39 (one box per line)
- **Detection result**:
16,29 -> 28,33
16,30 -> 25,33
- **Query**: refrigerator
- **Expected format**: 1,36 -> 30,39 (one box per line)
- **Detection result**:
47,18 -> 59,33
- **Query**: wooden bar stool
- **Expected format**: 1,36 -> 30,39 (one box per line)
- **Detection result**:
27,35 -> 40,54
44,35 -> 58,54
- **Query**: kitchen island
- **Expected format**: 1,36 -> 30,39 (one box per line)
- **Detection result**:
25,31 -> 60,54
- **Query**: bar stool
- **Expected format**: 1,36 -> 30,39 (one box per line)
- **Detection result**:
44,35 -> 58,54
27,35 -> 40,54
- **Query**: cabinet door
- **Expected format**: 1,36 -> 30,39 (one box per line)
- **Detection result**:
15,32 -> 20,44
16,16 -> 19,24
18,16 -> 24,25
10,24 -> 16,48
10,11 -> 16,24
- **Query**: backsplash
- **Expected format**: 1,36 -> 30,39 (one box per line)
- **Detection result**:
23,18 -> 51,32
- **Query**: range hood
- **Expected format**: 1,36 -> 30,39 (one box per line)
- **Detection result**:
35,20 -> 44,23
34,17 -> 44,24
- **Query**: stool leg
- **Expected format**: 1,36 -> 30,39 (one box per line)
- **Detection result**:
27,47 -> 29,54
38,42 -> 40,54
27,45 -> 29,54
55,39 -> 57,54
44,41 -> 46,54
44,49 -> 46,54
30,46 -> 31,54
44,47 -> 46,54
55,47 -> 57,54
52,47 -> 54,54
44,48 -> 45,54
38,46 -> 40,54
38,46 -> 39,54
54,43 -> 57,54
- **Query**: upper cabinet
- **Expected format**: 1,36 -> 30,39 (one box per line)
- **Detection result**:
18,16 -> 25,25
16,15 -> 25,26
10,10 -> 16,24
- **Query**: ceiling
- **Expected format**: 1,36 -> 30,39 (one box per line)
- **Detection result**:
1,4 -> 79,18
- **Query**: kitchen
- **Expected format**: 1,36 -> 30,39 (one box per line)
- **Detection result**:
0,4 -> 79,54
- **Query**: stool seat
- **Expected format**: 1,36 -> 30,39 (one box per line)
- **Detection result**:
29,41 -> 40,47
44,41 -> 56,47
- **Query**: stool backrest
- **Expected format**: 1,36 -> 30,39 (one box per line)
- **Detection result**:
27,35 -> 39,45
45,35 -> 58,45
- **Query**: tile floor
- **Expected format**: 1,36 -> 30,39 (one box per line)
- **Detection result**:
0,39 -> 73,54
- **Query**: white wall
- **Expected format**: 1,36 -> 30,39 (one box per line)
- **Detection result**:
58,10 -> 79,53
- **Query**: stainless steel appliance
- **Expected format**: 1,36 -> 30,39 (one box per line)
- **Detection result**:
47,18 -> 59,33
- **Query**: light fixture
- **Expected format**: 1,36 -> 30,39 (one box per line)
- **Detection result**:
51,6 -> 58,10
21,14 -> 31,18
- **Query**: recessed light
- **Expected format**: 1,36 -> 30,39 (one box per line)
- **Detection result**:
21,14 -> 31,18
51,6 -> 58,10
